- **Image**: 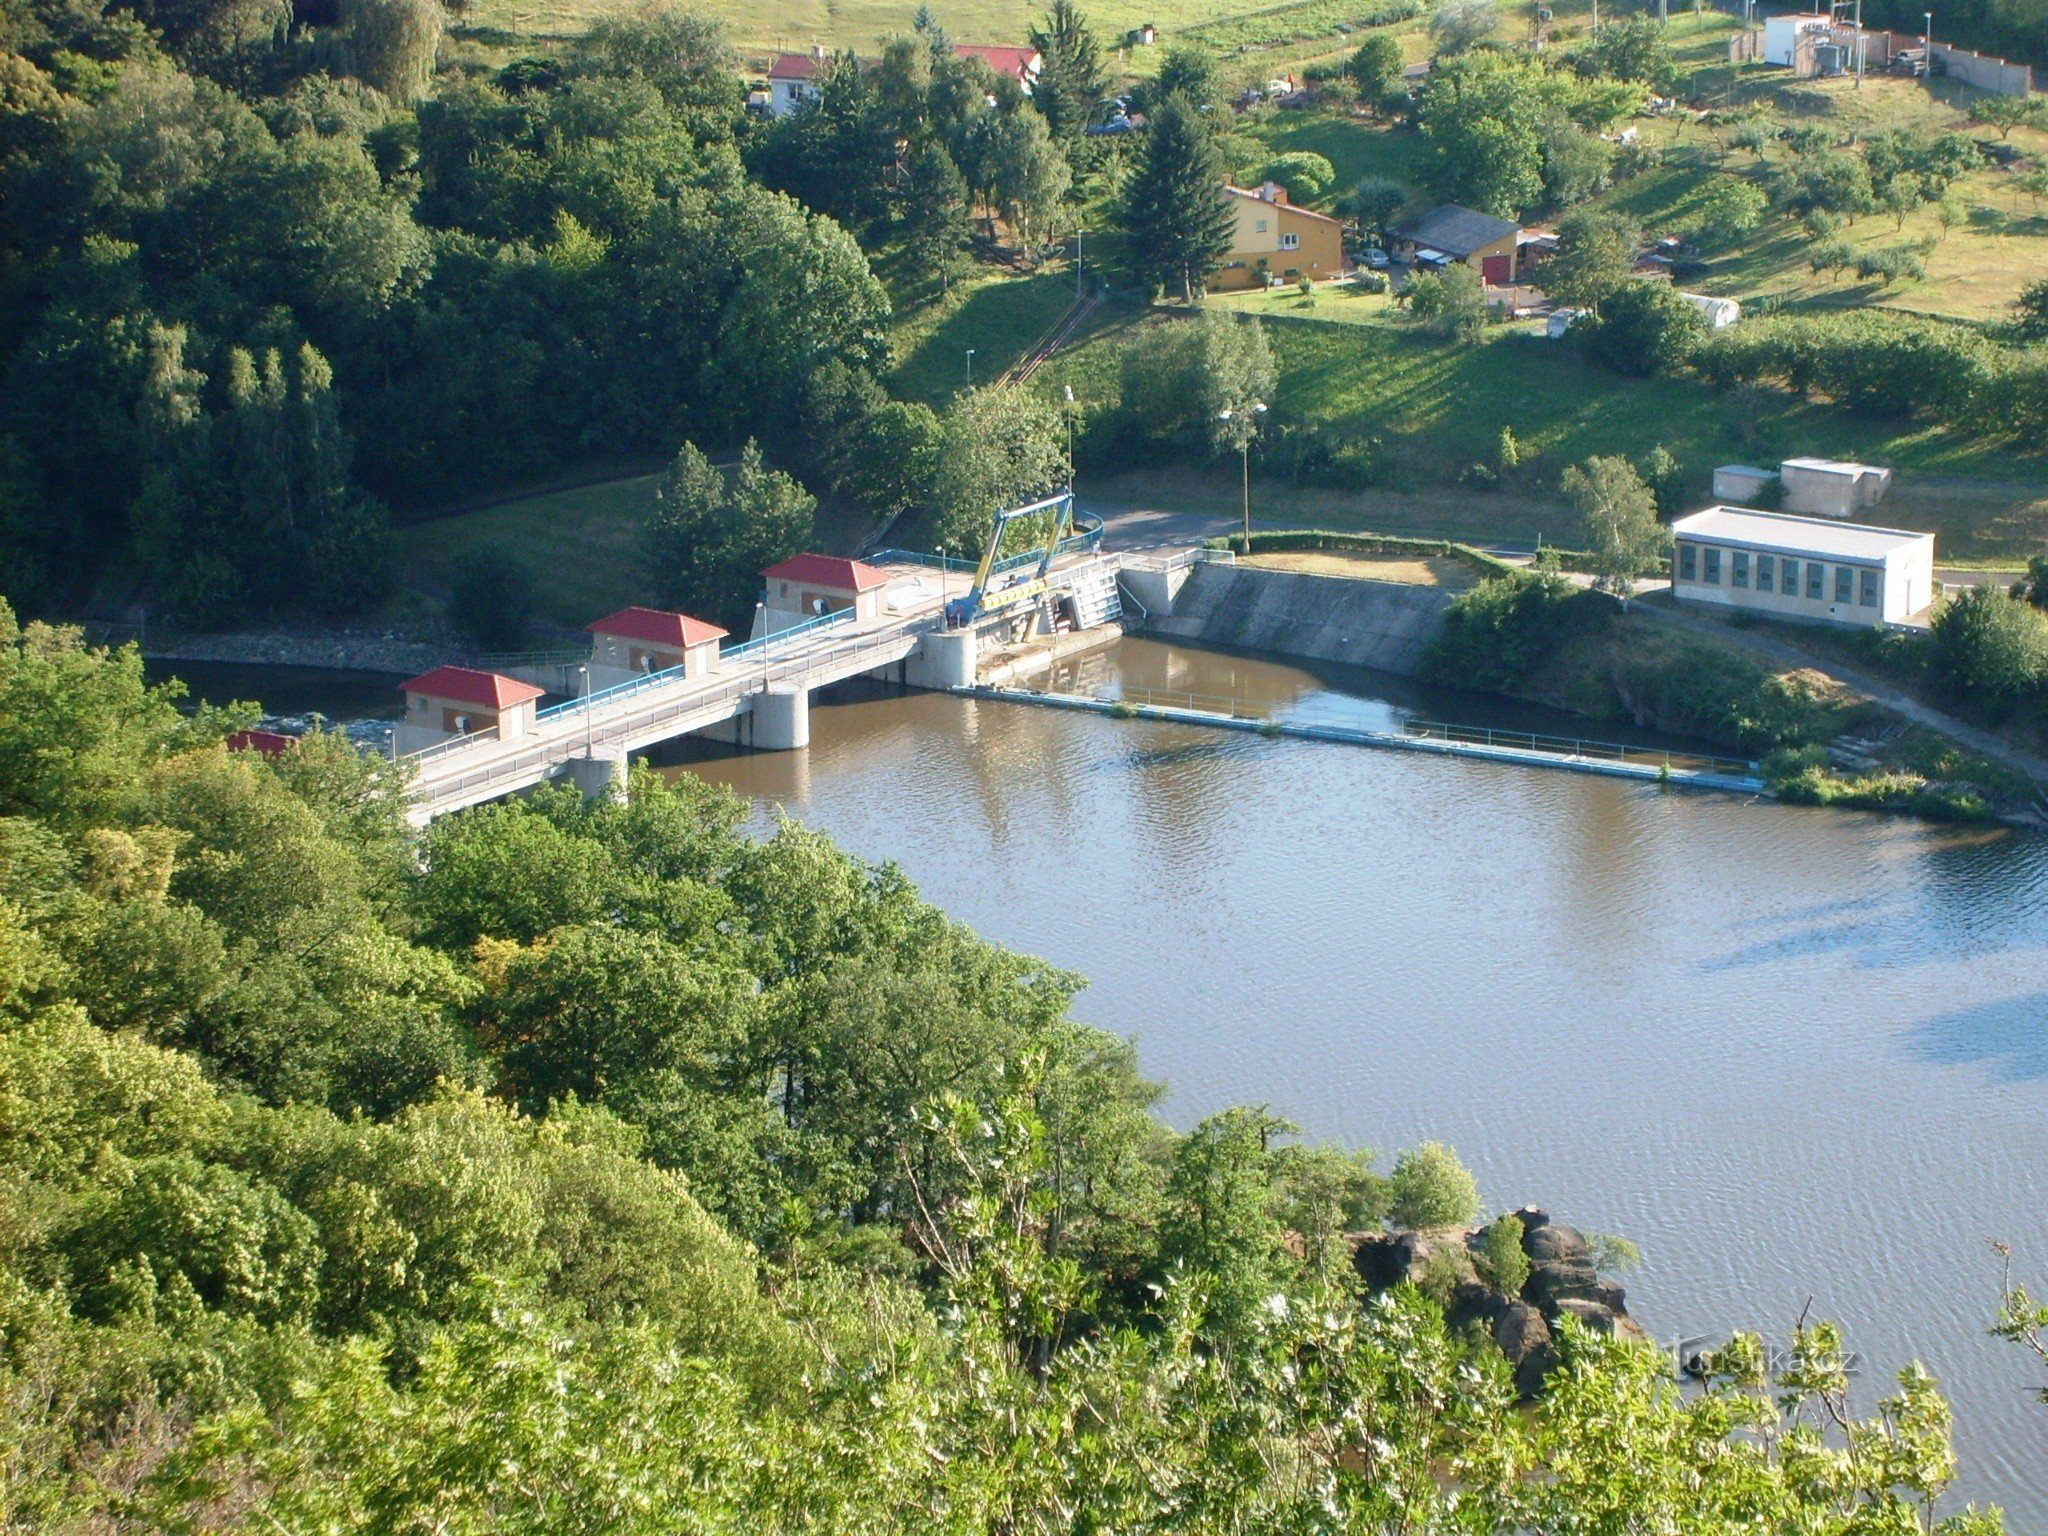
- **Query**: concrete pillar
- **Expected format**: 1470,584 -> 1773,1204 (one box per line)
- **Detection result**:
904,629 -> 977,690
562,745 -> 629,802
752,684 -> 810,749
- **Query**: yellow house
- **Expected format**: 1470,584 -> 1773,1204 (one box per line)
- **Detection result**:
1213,182 -> 1348,292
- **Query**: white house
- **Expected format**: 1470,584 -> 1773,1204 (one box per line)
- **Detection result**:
766,50 -> 830,116
584,607 -> 726,693
1763,15 -> 1833,65
1671,506 -> 1934,628
1780,457 -> 1892,519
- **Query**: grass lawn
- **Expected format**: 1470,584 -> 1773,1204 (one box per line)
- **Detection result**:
1041,303 -> 2048,556
1210,281 -> 1396,322
397,474 -> 662,630
887,267 -> 1085,405
1242,549 -> 1479,585
1233,110 -> 1427,206
1576,69 -> 2048,324
397,469 -> 880,631
456,0 -> 1350,61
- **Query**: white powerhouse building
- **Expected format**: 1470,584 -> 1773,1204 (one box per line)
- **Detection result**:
1671,506 -> 1935,628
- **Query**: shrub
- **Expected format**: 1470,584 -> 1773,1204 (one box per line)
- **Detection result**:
1576,280 -> 1705,378
1389,1141 -> 1482,1230
1404,265 -> 1485,342
1474,1214 -> 1531,1294
1261,151 -> 1337,204
1422,573 -> 1608,693
1929,586 -> 2048,716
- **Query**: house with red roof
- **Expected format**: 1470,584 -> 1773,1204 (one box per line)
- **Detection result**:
226,729 -> 298,758
395,666 -> 546,754
952,44 -> 1043,87
585,606 -> 727,691
765,42 -> 1041,118
761,554 -> 892,634
766,49 -> 828,117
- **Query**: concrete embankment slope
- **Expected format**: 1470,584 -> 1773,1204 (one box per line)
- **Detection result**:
1139,561 -> 1452,676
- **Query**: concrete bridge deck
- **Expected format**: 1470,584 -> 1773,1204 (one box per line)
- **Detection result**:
402,565 -> 970,824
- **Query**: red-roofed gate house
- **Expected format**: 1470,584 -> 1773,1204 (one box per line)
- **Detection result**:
395,666 -> 546,754
761,554 -> 892,635
585,607 -> 727,692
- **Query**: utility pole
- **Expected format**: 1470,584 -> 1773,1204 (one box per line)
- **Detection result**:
1855,0 -> 1864,86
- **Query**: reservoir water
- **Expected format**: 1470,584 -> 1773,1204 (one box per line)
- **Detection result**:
169,636 -> 2048,1520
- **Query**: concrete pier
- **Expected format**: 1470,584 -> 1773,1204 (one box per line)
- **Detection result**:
562,745 -> 629,801
753,684 -> 810,750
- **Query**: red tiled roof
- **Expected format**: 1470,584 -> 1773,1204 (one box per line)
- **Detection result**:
587,606 -> 728,648
226,729 -> 297,757
399,666 -> 546,710
954,44 -> 1041,78
764,554 -> 892,593
768,51 -> 824,79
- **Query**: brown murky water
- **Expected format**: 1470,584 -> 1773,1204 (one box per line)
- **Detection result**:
668,635 -> 2048,1523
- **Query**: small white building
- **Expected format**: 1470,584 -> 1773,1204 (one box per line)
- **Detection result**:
1763,15 -> 1832,65
1671,506 -> 1934,628
1681,292 -> 1741,329
1780,457 -> 1892,519
395,666 -> 546,754
760,554 -> 891,636
765,50 -> 826,117
1712,464 -> 1775,502
584,607 -> 726,693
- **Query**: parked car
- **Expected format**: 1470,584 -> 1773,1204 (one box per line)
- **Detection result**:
1365,248 -> 1390,270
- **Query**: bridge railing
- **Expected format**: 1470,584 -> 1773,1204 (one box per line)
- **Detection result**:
720,604 -> 859,663
410,621 -> 933,805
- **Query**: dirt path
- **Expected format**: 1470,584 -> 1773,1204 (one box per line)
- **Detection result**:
1634,595 -> 2048,787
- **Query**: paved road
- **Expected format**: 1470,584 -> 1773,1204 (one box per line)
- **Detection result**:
1635,594 -> 2048,789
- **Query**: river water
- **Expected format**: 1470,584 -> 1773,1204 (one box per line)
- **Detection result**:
168,638 -> 2048,1520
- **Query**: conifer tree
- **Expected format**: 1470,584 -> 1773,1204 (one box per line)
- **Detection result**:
1115,94 -> 1233,301
1029,0 -> 1105,144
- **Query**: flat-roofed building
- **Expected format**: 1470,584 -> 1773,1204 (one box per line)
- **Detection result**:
1780,457 -> 1892,519
1670,506 -> 1934,628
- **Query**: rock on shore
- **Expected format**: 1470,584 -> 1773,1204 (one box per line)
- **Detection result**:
1352,1206 -> 1644,1398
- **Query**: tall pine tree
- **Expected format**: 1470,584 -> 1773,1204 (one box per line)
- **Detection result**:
1028,0 -> 1105,144
1116,94 -> 1234,301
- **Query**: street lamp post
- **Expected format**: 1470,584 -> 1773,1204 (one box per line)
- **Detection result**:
1217,402 -> 1268,553
577,665 -> 591,758
965,348 -> 976,387
1063,385 -> 1077,489
1075,229 -> 1085,299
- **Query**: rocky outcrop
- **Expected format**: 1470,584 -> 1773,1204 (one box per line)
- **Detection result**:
1350,1205 -> 1642,1399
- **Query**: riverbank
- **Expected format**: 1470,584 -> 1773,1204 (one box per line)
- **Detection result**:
1129,545 -> 2041,828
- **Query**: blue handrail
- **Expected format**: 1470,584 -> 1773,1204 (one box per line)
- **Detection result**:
720,604 -> 858,661
534,607 -> 862,723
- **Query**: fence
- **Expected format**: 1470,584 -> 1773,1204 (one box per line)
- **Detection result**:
1101,685 -> 1271,720
1401,719 -> 1754,775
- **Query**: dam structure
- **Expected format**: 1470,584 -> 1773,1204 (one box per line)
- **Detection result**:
396,519 -> 1125,825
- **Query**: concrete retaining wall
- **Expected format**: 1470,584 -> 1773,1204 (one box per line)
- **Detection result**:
1141,562 -> 1453,676
1931,41 -> 2033,96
